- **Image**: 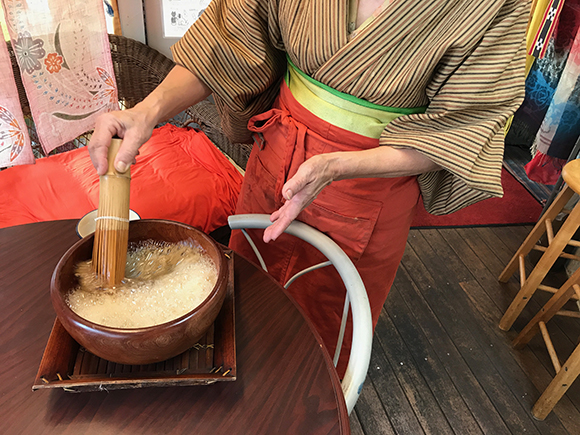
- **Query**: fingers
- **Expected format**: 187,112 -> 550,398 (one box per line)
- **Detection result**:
88,111 -> 151,175
263,198 -> 303,243
88,114 -> 121,175
264,216 -> 293,243
264,158 -> 330,243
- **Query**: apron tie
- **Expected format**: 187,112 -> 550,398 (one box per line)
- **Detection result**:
279,120 -> 307,204
249,107 -> 309,207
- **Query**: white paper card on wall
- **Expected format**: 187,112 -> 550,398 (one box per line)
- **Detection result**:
161,0 -> 211,38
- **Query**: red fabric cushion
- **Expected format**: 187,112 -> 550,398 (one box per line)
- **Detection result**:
0,124 -> 244,233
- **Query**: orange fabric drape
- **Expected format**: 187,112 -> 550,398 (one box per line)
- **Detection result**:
229,82 -> 420,376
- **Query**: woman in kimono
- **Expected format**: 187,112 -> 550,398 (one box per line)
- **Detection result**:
89,0 -> 530,374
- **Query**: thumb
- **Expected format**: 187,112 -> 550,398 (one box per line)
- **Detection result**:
282,171 -> 308,200
113,131 -> 148,173
283,188 -> 293,201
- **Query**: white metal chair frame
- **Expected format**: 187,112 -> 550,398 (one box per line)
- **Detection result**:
228,214 -> 373,414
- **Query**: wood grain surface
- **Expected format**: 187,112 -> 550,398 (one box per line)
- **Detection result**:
0,220 -> 349,435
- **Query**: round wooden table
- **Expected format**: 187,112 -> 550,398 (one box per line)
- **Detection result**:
0,220 -> 349,435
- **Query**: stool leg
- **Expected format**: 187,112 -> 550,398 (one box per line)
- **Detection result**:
499,185 -> 574,283
499,194 -> 580,331
532,343 -> 580,420
512,277 -> 580,349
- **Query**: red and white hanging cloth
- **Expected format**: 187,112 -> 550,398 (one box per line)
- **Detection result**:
0,37 -> 34,167
1,0 -> 118,157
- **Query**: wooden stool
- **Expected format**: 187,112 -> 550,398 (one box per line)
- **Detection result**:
511,272 -> 580,420
498,159 -> 580,331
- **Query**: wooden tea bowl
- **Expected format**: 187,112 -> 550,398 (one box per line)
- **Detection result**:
50,219 -> 228,365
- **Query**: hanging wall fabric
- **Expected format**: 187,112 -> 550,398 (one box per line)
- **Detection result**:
525,8 -> 580,185
506,0 -> 580,185
0,37 -> 34,167
1,0 -> 118,155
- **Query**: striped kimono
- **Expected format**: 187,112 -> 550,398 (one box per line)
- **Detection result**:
172,0 -> 529,373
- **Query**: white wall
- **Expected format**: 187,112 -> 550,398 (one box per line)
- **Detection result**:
143,0 -> 180,59
118,0 -> 210,60
118,0 -> 147,45
143,0 -> 210,59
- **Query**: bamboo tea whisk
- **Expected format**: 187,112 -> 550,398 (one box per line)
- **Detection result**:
92,138 -> 131,287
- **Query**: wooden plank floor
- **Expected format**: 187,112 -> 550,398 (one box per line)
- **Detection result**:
350,225 -> 580,435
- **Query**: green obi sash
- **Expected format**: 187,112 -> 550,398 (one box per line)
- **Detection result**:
285,57 -> 427,139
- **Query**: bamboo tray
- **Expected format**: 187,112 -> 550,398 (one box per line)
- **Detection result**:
32,252 -> 236,392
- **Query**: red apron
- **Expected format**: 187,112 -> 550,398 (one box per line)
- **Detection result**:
229,81 -> 420,375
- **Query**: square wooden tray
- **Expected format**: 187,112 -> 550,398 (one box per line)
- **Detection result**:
32,252 -> 236,392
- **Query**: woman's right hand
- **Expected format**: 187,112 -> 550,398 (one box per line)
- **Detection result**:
88,64 -> 213,176
88,105 -> 156,176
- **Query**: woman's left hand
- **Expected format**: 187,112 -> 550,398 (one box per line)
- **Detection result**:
263,154 -> 335,243
262,145 -> 441,242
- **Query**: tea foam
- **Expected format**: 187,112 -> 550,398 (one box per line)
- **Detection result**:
67,241 -> 218,328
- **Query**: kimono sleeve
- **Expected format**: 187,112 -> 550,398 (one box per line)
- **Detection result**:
171,0 -> 286,143
382,0 -> 530,215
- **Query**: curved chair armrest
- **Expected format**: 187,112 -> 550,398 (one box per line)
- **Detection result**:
228,214 -> 372,414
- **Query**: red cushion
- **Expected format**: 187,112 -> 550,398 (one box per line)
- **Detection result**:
0,124 -> 244,233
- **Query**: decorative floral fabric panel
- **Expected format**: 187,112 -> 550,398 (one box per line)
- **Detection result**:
0,37 -> 34,167
1,0 -> 118,154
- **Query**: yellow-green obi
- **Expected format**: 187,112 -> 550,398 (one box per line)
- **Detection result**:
285,57 -> 427,139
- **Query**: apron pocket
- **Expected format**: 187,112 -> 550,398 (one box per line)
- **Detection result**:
237,145 -> 279,214
298,183 -> 382,262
